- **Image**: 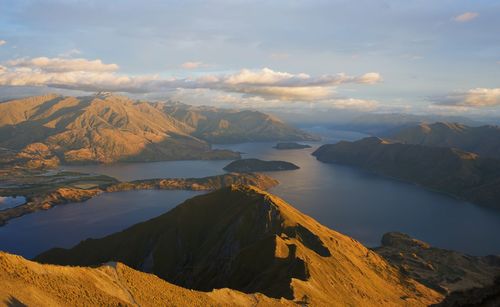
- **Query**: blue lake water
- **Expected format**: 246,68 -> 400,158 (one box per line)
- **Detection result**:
1,128 -> 500,258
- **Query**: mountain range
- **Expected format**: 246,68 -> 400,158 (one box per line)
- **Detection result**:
329,113 -> 483,135
389,122 -> 500,159
0,94 -> 315,164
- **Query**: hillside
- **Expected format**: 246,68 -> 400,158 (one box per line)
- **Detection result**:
389,122 -> 500,159
36,185 -> 441,306
0,94 -> 239,163
158,102 -> 319,143
313,137 -> 500,208
0,94 -> 317,164
0,252 -> 288,306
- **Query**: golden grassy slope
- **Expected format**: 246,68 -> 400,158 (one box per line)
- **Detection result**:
37,185 -> 442,306
0,94 -> 238,163
0,252 -> 289,306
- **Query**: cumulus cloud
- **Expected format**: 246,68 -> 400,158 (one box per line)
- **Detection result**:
430,88 -> 500,107
0,57 -> 382,101
6,57 -> 118,72
453,12 -> 479,22
0,40 -> 6,46
181,61 -> 203,69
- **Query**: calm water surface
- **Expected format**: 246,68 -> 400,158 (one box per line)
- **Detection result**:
1,127 -> 500,257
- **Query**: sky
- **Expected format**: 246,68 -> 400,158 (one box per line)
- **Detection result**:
0,0 -> 499,117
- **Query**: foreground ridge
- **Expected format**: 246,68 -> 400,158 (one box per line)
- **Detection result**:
0,251 -> 289,306
36,185 -> 442,306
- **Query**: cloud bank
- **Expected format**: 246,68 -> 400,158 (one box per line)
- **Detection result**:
431,88 -> 500,107
0,56 -> 382,101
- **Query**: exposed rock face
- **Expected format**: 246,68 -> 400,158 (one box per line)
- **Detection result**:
432,277 -> 500,307
374,232 -> 500,294
158,102 -> 319,143
0,252 -> 288,306
389,122 -> 500,159
223,158 -> 300,172
0,173 -> 278,226
36,185 -> 441,306
273,142 -> 312,150
313,137 -> 500,208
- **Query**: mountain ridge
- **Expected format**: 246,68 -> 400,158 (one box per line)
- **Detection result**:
36,184 -> 441,306
0,94 -> 316,163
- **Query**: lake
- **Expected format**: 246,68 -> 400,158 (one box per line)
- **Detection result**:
1,127 -> 500,258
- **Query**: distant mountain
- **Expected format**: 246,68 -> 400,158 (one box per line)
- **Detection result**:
374,232 -> 500,294
0,252 -> 286,306
389,122 -> 500,159
0,94 -> 315,164
313,137 -> 500,208
36,185 -> 440,306
331,113 -> 483,135
159,102 -> 319,143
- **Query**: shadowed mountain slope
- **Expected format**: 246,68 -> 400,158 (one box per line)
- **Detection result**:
0,252 -> 289,306
389,122 -> 500,159
313,137 -> 500,208
37,185 -> 441,306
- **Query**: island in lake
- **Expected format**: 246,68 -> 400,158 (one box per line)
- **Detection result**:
273,142 -> 312,150
223,158 -> 300,172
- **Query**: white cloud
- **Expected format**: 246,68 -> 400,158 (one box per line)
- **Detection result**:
6,57 -> 118,73
0,40 -> 6,46
431,88 -> 500,107
0,57 -> 382,101
181,61 -> 203,69
453,12 -> 479,22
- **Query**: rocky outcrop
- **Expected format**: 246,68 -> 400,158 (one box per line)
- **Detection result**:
432,277 -> 500,307
36,185 -> 441,306
374,232 -> 500,294
223,158 -> 300,172
313,137 -> 500,208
